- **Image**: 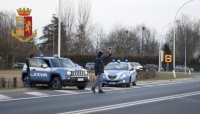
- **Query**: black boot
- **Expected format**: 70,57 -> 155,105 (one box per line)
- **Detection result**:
98,90 -> 105,93
91,87 -> 96,93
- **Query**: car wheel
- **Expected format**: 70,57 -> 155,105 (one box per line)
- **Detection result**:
52,77 -> 62,90
126,77 -> 131,87
132,76 -> 137,86
126,83 -> 130,87
23,75 -> 29,87
77,85 -> 87,90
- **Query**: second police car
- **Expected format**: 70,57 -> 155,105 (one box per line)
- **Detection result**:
21,54 -> 89,90
102,60 -> 137,87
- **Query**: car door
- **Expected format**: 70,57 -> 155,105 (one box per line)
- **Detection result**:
180,65 -> 184,72
28,58 -> 51,82
131,62 -> 136,70
129,63 -> 136,82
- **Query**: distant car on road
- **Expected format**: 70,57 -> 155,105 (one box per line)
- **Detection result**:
175,65 -> 194,72
14,62 -> 25,68
130,62 -> 143,70
103,60 -> 137,87
74,63 -> 83,69
85,62 -> 95,70
143,64 -> 164,71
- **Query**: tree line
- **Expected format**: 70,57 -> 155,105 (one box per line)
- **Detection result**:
0,0 -> 200,69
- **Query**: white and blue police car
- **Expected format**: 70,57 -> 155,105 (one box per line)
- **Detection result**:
21,54 -> 89,90
102,59 -> 137,87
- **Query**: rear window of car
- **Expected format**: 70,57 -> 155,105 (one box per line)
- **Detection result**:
105,63 -> 128,70
87,63 -> 94,65
51,58 -> 75,67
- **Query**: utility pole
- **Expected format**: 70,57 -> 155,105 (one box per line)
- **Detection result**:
184,24 -> 187,75
142,27 -> 145,56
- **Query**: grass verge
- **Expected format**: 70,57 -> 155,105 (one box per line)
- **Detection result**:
152,72 -> 192,80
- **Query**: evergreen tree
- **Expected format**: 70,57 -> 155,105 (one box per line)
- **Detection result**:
162,43 -> 171,55
38,16 -> 66,55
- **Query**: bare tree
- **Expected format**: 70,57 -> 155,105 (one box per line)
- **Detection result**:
129,24 -> 159,56
0,10 -> 38,68
61,0 -> 76,56
77,0 -> 93,55
92,23 -> 106,53
166,14 -> 200,63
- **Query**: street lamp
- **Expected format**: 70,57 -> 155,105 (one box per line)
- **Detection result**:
158,20 -> 180,73
142,27 -> 145,55
52,14 -> 56,55
184,24 -> 187,75
122,30 -> 129,61
173,0 -> 195,78
58,0 -> 61,57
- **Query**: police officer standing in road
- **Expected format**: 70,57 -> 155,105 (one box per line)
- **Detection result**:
26,53 -> 34,87
91,51 -> 111,93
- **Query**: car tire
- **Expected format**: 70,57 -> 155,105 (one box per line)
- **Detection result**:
23,75 -> 29,87
126,83 -> 130,87
77,85 -> 87,90
52,77 -> 62,90
132,76 -> 137,86
126,77 -> 131,87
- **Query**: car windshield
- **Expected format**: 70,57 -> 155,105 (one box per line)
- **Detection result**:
87,63 -> 94,65
133,62 -> 141,66
105,63 -> 128,70
51,58 -> 75,67
153,65 -> 158,67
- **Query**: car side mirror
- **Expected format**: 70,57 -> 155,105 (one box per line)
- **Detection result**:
41,64 -> 48,68
130,68 -> 134,71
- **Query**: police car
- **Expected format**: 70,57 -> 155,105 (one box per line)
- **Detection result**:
21,54 -> 89,90
102,60 -> 137,87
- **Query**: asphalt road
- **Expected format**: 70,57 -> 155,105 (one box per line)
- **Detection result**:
0,77 -> 200,114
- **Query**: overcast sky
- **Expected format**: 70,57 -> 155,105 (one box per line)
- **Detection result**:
1,0 -> 200,39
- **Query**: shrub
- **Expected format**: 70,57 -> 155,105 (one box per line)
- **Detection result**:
0,76 -> 6,88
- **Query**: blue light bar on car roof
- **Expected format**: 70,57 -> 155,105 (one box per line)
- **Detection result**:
112,59 -> 115,62
125,59 -> 128,63
39,53 -> 44,57
117,59 -> 120,63
53,54 -> 59,58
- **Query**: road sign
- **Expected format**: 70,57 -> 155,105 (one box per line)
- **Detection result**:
165,55 -> 172,62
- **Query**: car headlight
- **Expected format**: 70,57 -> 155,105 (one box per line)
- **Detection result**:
85,71 -> 88,75
120,74 -> 126,79
65,71 -> 71,75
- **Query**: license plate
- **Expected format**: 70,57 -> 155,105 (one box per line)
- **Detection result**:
78,78 -> 84,81
109,82 -> 115,84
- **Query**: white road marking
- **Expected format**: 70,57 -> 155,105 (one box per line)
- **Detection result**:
103,87 -> 122,91
0,79 -> 199,102
84,88 -> 91,91
54,90 -> 79,94
0,94 -> 11,99
58,91 -> 200,114
25,92 -> 49,97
